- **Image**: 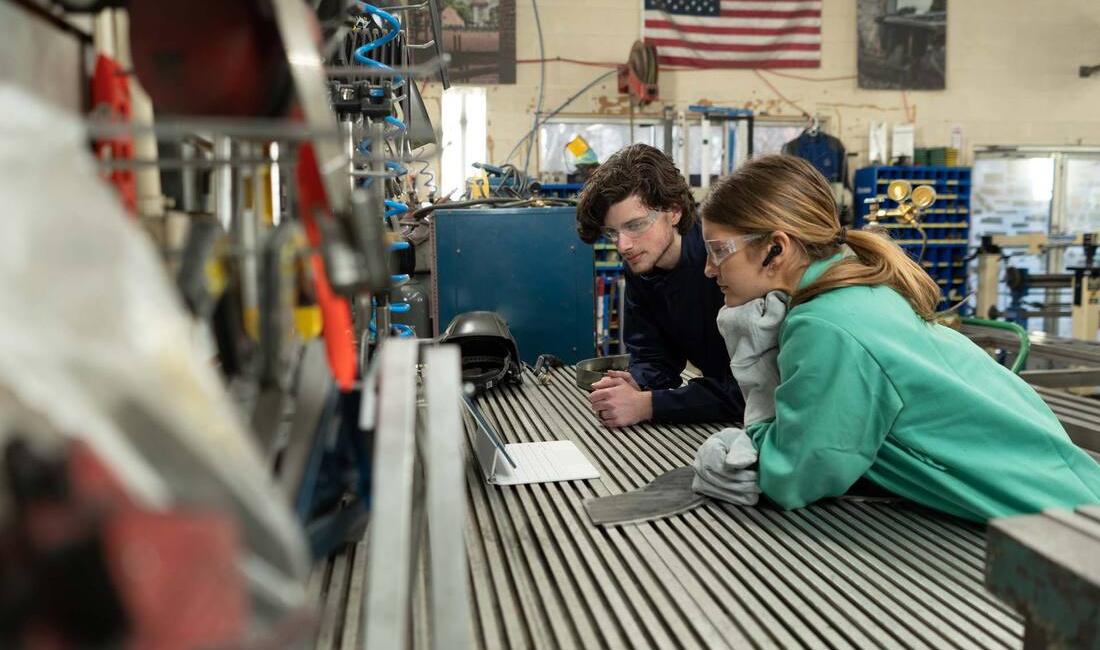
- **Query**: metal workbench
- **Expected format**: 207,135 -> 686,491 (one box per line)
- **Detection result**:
1033,386 -> 1100,461
962,325 -> 1100,370
310,364 -> 1044,649
455,367 -> 1023,649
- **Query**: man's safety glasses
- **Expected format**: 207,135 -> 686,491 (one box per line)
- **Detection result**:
601,210 -> 660,243
704,233 -> 765,267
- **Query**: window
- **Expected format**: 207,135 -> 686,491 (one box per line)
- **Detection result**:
537,116 -> 814,183
972,149 -> 1100,337
440,87 -> 487,196
969,155 -> 1054,332
537,120 -> 660,176
1064,157 -> 1100,237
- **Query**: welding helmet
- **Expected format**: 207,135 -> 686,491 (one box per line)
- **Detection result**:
439,311 -> 522,393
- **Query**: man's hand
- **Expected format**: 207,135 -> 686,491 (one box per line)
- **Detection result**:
590,370 -> 641,392
588,381 -> 653,428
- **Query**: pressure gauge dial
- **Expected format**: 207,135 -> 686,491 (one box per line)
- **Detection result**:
886,180 -> 912,203
911,184 -> 937,210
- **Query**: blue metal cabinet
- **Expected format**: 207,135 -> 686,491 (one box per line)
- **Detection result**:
432,207 -> 595,364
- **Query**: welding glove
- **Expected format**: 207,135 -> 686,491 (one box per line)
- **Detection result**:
691,427 -> 761,506
717,290 -> 790,427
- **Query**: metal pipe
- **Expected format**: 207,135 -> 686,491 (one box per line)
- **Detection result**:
1017,309 -> 1073,319
180,141 -> 199,212
662,105 -> 674,156
85,118 -> 346,142
96,148 -> 439,170
342,117 -> 357,194
699,114 -> 711,190
213,136 -> 234,231
1025,274 -> 1073,288
270,142 -> 282,225
376,302 -> 392,344
98,156 -> 292,170
324,55 -> 449,79
240,143 -> 262,338
379,0 -> 433,11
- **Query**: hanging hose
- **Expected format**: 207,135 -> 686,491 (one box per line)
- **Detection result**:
961,316 -> 1030,374
915,223 -> 928,264
354,3 -> 404,88
408,144 -> 436,195
384,199 -> 408,217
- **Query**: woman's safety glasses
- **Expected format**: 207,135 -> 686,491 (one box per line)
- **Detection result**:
601,209 -> 660,243
704,233 -> 764,267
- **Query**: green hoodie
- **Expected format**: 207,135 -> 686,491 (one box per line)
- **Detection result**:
746,254 -> 1100,522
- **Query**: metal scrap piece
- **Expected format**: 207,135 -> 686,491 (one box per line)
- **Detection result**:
584,466 -> 705,527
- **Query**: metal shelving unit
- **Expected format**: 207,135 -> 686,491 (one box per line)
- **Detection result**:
855,165 -> 973,310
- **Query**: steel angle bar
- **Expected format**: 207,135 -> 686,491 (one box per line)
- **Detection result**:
363,339 -> 421,649
423,346 -> 472,650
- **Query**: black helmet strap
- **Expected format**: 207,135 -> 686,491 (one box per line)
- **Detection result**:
461,355 -> 514,392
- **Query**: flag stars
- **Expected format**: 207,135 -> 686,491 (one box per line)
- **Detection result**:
646,0 -> 720,16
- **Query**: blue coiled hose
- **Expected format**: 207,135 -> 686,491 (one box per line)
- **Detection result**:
384,199 -> 408,217
354,3 -> 404,88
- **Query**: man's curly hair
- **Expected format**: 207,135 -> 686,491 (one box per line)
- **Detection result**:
575,144 -> 696,244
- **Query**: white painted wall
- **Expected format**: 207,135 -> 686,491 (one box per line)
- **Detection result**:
420,0 -> 1100,176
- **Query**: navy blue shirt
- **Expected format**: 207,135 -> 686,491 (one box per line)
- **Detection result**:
624,222 -> 745,424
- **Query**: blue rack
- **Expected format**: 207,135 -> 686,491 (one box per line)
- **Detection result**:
593,238 -> 624,355
854,165 -> 972,311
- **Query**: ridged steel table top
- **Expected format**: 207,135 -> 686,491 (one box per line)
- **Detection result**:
452,367 -> 1022,650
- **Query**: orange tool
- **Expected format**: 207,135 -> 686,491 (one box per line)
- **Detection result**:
296,143 -> 358,391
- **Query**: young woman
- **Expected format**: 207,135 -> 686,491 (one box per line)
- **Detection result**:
696,154 -> 1100,522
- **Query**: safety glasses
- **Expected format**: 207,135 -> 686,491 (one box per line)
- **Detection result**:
704,233 -> 765,267
601,209 -> 660,243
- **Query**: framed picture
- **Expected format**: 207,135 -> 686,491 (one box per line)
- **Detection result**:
857,0 -> 946,90
432,0 -> 516,84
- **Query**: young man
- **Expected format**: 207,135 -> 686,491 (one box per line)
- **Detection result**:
575,144 -> 745,428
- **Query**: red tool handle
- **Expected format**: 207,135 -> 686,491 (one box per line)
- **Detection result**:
296,143 -> 358,391
91,54 -> 138,216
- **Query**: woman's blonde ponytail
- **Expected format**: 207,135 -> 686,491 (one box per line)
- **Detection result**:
701,155 -> 943,319
792,228 -> 942,320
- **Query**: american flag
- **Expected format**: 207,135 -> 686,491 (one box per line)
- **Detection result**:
643,0 -> 822,69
